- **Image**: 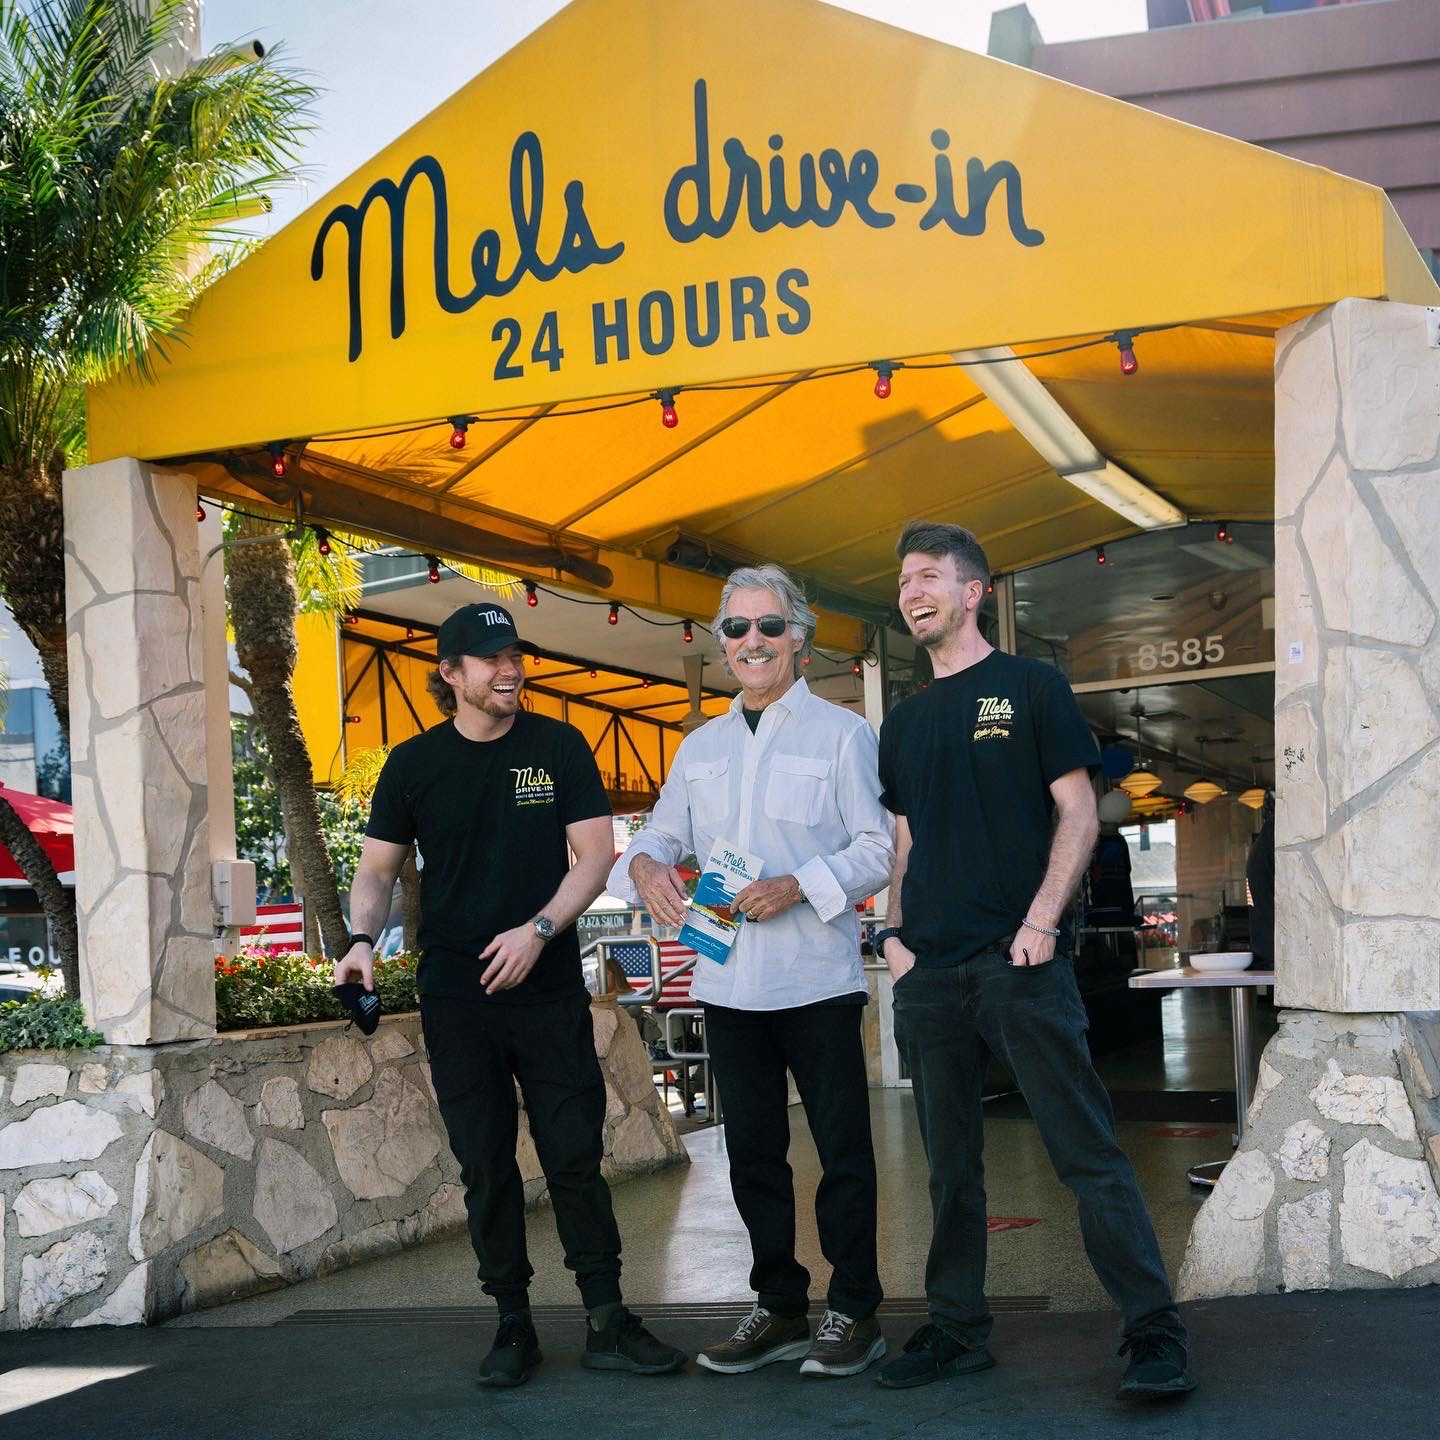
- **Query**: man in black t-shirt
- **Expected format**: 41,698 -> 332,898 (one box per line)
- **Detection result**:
334,602 -> 684,1387
872,523 -> 1194,1400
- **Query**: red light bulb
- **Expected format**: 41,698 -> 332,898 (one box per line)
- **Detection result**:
405,627 -> 415,640
872,364 -> 893,399
195,502 -> 206,522
682,620 -> 693,644
1114,332 -> 1138,376
425,554 -> 441,584
802,655 -> 811,667
589,669 -> 598,678
607,603 -> 619,626
658,390 -> 678,429
641,678 -> 651,688
268,445 -> 289,478
852,659 -> 863,676
448,415 -> 470,449
315,528 -> 331,557
1216,522 -> 1230,543
525,582 -> 538,608
346,714 -> 361,725
1095,546 -> 1108,566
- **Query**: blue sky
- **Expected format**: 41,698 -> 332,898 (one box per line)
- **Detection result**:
202,0 -> 1147,234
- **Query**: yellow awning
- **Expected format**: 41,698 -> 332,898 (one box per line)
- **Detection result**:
87,0 -> 1439,618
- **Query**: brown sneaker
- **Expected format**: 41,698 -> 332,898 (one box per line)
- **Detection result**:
799,1310 -> 887,1377
696,1306 -> 810,1374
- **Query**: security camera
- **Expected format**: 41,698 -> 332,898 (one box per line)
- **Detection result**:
189,39 -> 265,74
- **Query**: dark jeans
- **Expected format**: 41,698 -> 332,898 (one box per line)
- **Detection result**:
420,988 -> 622,1311
893,947 -> 1184,1348
702,1000 -> 882,1320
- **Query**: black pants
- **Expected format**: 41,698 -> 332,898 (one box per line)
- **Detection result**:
420,988 -> 622,1311
894,948 -> 1184,1348
702,1000 -> 882,1320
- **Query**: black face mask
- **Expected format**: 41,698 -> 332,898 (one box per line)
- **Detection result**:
333,982 -> 382,1036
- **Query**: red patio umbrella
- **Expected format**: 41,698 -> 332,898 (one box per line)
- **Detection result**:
0,783 -> 75,882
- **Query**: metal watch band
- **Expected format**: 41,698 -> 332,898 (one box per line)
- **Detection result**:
1020,916 -> 1062,938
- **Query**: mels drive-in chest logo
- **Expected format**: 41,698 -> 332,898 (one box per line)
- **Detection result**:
310,80 -> 1045,370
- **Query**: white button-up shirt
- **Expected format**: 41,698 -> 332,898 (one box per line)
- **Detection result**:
606,679 -> 895,1011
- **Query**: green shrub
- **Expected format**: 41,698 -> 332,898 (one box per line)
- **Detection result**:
215,945 -> 419,1031
0,993 -> 104,1052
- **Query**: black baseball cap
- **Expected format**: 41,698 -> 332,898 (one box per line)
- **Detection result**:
436,602 -> 538,660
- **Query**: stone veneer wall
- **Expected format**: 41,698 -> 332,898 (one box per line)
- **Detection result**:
1178,1011 -> 1440,1298
1180,298 -> 1440,1296
0,999 -> 685,1328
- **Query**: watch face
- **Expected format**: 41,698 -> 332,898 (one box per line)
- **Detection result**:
534,916 -> 557,940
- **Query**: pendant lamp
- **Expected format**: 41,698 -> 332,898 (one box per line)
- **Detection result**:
1118,710 -> 1163,798
1184,737 -> 1226,805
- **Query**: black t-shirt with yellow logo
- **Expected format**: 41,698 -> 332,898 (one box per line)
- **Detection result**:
366,711 -> 610,1001
878,650 -> 1100,966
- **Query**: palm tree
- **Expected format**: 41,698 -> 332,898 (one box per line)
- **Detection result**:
227,516 -> 354,958
0,0 -> 314,998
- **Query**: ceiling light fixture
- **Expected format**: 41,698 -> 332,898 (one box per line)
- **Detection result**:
1184,737 -> 1227,805
954,347 -> 1186,530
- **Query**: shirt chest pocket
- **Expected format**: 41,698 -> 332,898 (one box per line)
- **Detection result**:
685,757 -> 731,828
765,753 -> 831,827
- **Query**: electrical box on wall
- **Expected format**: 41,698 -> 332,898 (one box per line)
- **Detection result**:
212,859 -> 257,928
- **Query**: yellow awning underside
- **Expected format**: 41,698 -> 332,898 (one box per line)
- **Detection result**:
87,0 -> 1439,626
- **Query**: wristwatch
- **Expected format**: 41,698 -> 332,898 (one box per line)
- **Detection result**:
872,926 -> 903,957
532,914 -> 557,942
348,932 -> 375,949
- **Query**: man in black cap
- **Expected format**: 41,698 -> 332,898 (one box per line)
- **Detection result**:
335,602 -> 686,1386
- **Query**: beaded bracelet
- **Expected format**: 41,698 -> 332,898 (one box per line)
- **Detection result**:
1020,917 -> 1061,938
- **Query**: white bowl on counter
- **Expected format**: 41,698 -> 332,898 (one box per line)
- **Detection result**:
1189,951 -> 1254,973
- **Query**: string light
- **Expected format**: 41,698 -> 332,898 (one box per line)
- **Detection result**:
871,362 -> 894,399
607,602 -> 620,625
448,416 -> 471,450
852,658 -> 863,675
346,714 -> 362,725
195,502 -> 206,522
641,678 -> 651,688
802,655 -> 811,667
657,389 -> 679,429
425,554 -> 441,584
267,443 -> 289,478
404,626 -> 415,640
343,615 -> 359,626
682,619 -> 693,643
589,668 -> 598,678
1114,331 -> 1138,376
1095,546 -> 1108,565
315,527 -> 331,557
524,580 -> 538,608
1216,522 -> 1232,544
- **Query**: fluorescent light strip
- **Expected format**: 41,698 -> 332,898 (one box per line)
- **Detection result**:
953,347 -> 1186,530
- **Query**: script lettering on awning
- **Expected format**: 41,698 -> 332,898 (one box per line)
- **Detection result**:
310,79 -> 1045,369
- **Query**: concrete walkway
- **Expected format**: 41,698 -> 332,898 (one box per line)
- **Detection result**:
3,1287 -> 1436,1438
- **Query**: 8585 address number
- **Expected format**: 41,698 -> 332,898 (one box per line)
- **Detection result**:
1133,636 -> 1225,673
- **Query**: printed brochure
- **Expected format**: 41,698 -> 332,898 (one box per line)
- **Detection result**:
676,837 -> 763,963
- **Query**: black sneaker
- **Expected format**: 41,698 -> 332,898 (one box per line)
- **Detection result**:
582,1307 -> 688,1375
875,1323 -> 995,1390
477,1311 -> 541,1388
1117,1329 -> 1196,1398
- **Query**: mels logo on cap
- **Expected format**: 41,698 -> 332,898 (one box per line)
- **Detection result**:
436,603 -> 537,660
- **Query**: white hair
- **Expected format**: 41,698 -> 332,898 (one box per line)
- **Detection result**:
713,564 -> 816,678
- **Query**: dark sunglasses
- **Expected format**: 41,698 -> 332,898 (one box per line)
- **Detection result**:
718,614 -> 789,641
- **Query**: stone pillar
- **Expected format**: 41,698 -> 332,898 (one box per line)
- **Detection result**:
63,458 -> 215,1043
1179,299 -> 1440,1299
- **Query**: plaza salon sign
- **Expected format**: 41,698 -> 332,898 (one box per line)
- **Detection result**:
311,80 -> 1045,374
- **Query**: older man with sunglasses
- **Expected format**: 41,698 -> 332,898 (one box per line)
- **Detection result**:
608,565 -> 894,1379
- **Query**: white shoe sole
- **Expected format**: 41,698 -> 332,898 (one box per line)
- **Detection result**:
799,1334 -> 887,1377
695,1338 -> 812,1374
